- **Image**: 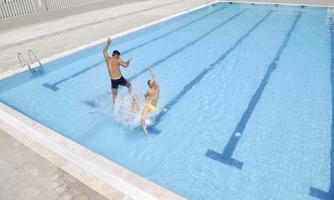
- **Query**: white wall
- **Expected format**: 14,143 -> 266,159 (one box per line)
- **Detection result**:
0,0 -> 107,19
0,0 -> 36,19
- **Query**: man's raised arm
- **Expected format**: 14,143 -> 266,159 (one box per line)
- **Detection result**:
103,38 -> 111,59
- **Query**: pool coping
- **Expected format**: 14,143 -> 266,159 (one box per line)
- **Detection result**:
0,1 -> 218,200
0,1 -> 333,200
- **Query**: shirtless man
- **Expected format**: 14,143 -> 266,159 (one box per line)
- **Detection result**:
141,67 -> 159,134
103,38 -> 132,104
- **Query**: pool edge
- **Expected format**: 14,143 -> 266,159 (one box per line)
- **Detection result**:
1,1 -> 331,199
0,101 -> 186,200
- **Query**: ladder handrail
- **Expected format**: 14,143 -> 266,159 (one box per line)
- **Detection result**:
27,49 -> 42,68
17,52 -> 31,70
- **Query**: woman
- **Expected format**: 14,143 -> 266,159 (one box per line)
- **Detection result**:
141,66 -> 159,134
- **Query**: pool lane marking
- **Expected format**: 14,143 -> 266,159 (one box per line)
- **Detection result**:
206,13 -> 302,169
309,16 -> 334,200
84,9 -> 248,107
42,5 -> 228,91
152,11 -> 273,127
127,9 -> 247,81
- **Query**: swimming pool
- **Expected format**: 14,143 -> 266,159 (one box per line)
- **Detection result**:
0,2 -> 333,199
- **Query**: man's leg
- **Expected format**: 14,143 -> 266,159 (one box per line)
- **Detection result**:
120,77 -> 132,95
126,83 -> 132,95
112,88 -> 117,104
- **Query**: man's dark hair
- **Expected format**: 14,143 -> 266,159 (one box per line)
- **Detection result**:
112,50 -> 120,56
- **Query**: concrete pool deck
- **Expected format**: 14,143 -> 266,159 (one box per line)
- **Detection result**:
0,0 -> 333,199
0,129 -> 112,200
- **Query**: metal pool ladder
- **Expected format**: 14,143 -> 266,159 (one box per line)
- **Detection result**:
17,52 -> 31,70
17,49 -> 44,75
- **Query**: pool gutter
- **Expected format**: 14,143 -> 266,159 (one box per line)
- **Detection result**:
0,1 -> 333,199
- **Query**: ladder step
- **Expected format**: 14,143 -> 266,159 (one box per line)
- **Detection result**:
17,50 -> 44,76
28,49 -> 43,69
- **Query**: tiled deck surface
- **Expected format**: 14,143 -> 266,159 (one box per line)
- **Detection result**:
0,0 -> 152,30
0,0 -> 333,200
0,129 -> 113,200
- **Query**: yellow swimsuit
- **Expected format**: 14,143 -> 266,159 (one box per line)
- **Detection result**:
146,103 -> 157,112
146,86 -> 159,113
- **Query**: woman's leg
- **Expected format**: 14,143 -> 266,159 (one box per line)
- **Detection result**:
141,105 -> 151,134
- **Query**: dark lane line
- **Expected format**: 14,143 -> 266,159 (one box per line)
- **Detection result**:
127,9 -> 247,81
206,13 -> 302,169
152,11 -> 273,128
84,9 -> 248,107
42,5 -> 228,91
309,16 -> 334,200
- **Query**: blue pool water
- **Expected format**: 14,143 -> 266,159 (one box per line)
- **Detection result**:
0,3 -> 333,199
